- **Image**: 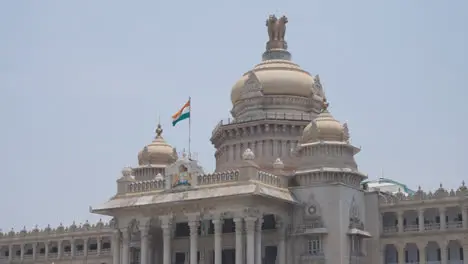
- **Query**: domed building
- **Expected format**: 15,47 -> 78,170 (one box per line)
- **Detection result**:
1,14 -> 467,264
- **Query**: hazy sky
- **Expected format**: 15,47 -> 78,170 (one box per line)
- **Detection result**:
0,0 -> 466,231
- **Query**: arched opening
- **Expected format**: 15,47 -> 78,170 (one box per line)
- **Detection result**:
426,241 -> 441,262
404,243 -> 419,263
384,244 -> 397,264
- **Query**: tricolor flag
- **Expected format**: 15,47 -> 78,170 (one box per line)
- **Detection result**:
172,99 -> 191,126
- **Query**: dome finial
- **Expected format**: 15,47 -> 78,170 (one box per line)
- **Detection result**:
263,15 -> 291,61
321,97 -> 329,113
155,123 -> 163,138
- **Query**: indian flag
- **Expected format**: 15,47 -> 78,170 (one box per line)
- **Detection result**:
172,99 -> 191,126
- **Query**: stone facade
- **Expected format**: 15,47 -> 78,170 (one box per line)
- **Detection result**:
1,14 -> 466,264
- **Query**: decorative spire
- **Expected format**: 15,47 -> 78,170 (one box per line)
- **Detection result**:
155,123 -> 163,138
263,15 -> 291,61
321,97 -> 329,113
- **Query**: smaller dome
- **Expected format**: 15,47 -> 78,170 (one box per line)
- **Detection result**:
302,98 -> 348,143
138,124 -> 177,166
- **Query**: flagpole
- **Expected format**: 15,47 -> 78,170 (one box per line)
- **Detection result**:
188,96 -> 192,160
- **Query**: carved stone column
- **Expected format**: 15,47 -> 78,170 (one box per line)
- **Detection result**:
276,220 -> 286,264
188,214 -> 200,264
32,242 -> 37,261
233,217 -> 244,264
121,229 -> 131,264
84,238 -> 89,257
160,216 -> 173,264
245,217 -> 257,264
416,242 -> 426,264
418,209 -> 425,232
97,236 -> 102,255
141,224 -> 150,264
112,230 -> 121,264
71,239 -> 75,258
20,244 -> 25,261
213,215 -> 224,264
440,207 -> 447,230
44,242 -> 49,261
440,241 -> 448,264
462,205 -> 468,229
58,240 -> 62,259
397,211 -> 404,233
397,243 -> 405,264
255,217 -> 263,264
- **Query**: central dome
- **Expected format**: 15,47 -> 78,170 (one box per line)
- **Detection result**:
137,124 -> 177,166
231,60 -> 315,105
230,15 -> 322,106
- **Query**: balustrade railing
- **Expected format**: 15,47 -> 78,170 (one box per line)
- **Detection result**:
257,171 -> 281,187
197,171 -> 239,186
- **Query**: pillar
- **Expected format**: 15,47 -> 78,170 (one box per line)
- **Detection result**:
71,239 -> 75,257
417,242 -> 426,264
440,241 -> 448,264
141,225 -> 150,264
32,242 -> 37,261
97,236 -> 102,255
418,209 -> 424,232
397,243 -> 405,264
20,244 -> 25,261
213,216 -> 223,264
112,230 -> 121,264
189,215 -> 199,264
57,240 -> 62,259
122,229 -> 131,264
84,238 -> 89,257
462,206 -> 468,229
276,220 -> 286,264
44,242 -> 49,261
233,218 -> 244,264
256,217 -> 263,264
440,207 -> 447,230
397,211 -> 404,233
161,216 -> 173,264
245,217 -> 256,264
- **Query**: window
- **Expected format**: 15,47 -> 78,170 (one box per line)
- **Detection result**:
222,219 -> 235,233
103,242 -> 111,249
307,236 -> 322,255
175,223 -> 190,237
64,246 -> 71,252
262,215 -> 276,230
175,252 -> 185,264
89,244 -> 98,250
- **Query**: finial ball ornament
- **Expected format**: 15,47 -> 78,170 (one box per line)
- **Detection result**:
122,166 -> 133,177
242,148 -> 255,160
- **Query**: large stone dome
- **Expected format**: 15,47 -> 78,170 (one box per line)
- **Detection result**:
229,15 -> 323,109
302,98 -> 349,143
137,124 -> 177,166
231,59 -> 316,105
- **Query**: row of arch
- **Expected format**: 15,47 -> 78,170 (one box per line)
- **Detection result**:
384,240 -> 464,263
0,236 -> 112,259
382,206 -> 464,233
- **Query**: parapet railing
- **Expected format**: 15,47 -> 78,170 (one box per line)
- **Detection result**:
212,112 -> 313,135
257,171 -> 282,188
0,220 -> 113,240
126,169 -> 288,193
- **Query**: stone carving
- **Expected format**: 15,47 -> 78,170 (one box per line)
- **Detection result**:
313,74 -> 324,95
342,122 -> 350,143
172,164 -> 192,187
242,148 -> 255,160
304,193 -> 322,220
241,71 -> 263,99
349,196 -> 364,230
140,146 -> 150,165
266,15 -> 288,41
378,181 -> 468,205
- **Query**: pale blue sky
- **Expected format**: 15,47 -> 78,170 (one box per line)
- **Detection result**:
0,0 -> 466,230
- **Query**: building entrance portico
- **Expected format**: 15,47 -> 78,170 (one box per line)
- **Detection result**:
108,202 -> 288,264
